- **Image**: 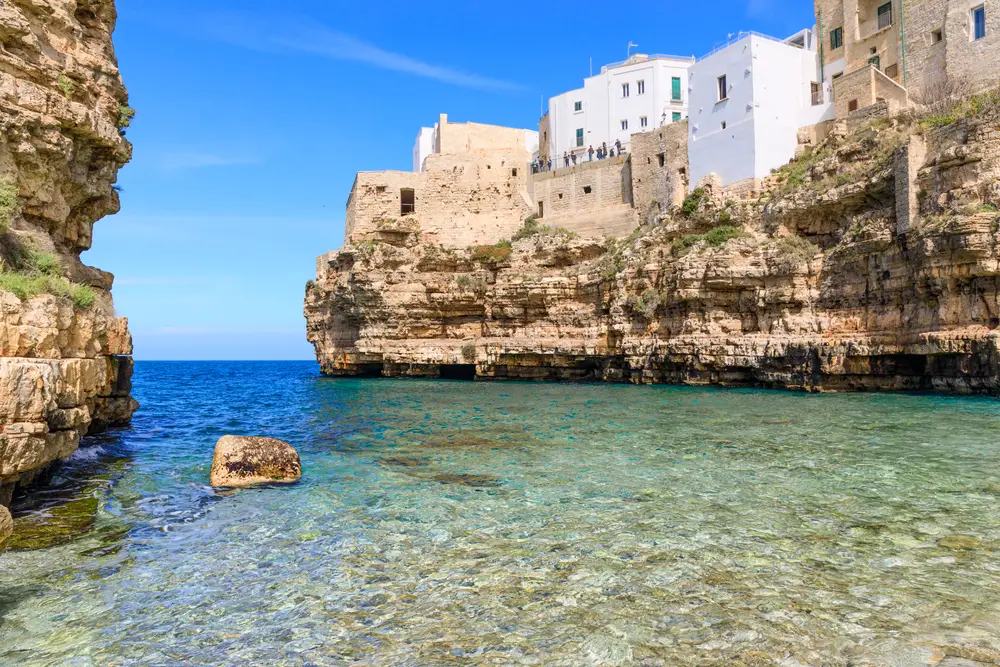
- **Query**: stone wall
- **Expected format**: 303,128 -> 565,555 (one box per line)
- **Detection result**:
630,123 -> 689,225
834,66 -> 908,119
529,157 -> 637,238
345,120 -> 533,248
538,113 -> 551,165
816,0 -> 846,68
906,0 -> 1000,101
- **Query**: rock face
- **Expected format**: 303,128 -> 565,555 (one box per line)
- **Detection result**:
0,504 -> 12,547
209,436 -> 302,488
0,0 -> 137,503
306,100 -> 1000,393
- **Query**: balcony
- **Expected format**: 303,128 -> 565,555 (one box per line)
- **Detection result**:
859,5 -> 894,40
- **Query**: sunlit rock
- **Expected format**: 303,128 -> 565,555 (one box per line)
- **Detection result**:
209,436 -> 301,488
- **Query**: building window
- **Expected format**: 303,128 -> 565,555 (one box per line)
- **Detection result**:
811,82 -> 822,106
932,28 -> 943,43
640,116 -> 648,128
973,5 -> 986,40
717,75 -> 728,101
830,26 -> 843,49
637,80 -> 645,95
400,188 -> 415,215
622,83 -> 630,97
877,2 -> 893,31
869,54 -> 881,70
538,201 -> 544,217
574,101 -> 583,112
583,186 -> 593,194
621,119 -> 628,131
671,77 -> 682,101
848,99 -> 859,113
657,153 -> 665,167
672,112 -> 682,122
575,128 -> 584,147
885,63 -> 898,79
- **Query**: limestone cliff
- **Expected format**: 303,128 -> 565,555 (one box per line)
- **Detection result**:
306,96 -> 1000,393
0,0 -> 136,505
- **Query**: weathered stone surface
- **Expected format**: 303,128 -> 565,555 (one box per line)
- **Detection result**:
210,436 -> 302,488
307,105 -> 1000,394
0,505 -> 12,547
0,0 -> 137,498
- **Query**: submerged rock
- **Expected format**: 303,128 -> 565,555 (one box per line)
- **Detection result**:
210,436 -> 301,488
0,506 -> 12,547
937,534 -> 981,550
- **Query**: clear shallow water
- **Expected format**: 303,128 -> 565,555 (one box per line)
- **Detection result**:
2,362 -> 1000,666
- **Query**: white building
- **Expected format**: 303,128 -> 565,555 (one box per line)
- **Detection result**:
413,127 -> 436,172
687,30 -> 834,189
413,121 -> 538,172
546,54 -> 694,163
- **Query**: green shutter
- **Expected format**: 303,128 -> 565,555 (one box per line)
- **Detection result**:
671,77 -> 681,101
672,112 -> 682,122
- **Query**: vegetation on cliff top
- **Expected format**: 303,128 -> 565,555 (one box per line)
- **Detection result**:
512,215 -> 578,242
0,239 -> 96,309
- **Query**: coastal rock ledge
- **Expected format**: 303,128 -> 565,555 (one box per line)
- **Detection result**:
0,0 -> 138,505
306,101 -> 1000,394
210,436 -> 302,488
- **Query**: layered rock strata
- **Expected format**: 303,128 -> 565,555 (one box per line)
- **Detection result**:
0,0 -> 136,503
306,99 -> 1000,393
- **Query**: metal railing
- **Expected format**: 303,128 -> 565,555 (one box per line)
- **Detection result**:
697,31 -> 802,62
602,53 -> 696,70
860,15 -> 893,39
532,148 -> 629,173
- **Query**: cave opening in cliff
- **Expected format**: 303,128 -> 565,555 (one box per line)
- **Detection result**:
439,364 -> 476,381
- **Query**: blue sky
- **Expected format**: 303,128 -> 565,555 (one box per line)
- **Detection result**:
86,0 -> 816,360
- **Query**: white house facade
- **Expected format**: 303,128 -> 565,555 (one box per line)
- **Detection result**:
546,54 -> 694,163
413,127 -> 436,172
687,30 -> 835,189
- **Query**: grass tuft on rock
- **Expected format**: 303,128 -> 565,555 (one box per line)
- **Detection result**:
0,180 -> 19,234
0,243 -> 96,309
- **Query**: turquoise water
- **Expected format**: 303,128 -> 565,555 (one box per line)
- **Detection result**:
2,362 -> 1000,666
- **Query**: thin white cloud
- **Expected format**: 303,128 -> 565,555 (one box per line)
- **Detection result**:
154,151 -> 261,172
194,12 -> 523,93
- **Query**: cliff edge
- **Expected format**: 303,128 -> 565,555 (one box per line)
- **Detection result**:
0,0 -> 136,505
306,95 -> 1000,393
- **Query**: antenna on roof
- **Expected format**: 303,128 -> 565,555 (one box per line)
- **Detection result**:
627,42 -> 638,59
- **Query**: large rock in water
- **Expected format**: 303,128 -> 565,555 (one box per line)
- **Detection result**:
0,506 -> 13,548
210,436 -> 301,488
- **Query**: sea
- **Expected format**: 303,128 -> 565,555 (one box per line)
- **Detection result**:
1,360 -> 999,665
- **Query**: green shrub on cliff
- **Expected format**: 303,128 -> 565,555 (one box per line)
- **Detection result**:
512,216 -> 578,242
0,180 -> 19,234
117,105 -> 136,134
0,242 -> 95,309
57,74 -> 76,99
472,240 -> 512,264
681,188 -> 707,217
0,272 -> 95,308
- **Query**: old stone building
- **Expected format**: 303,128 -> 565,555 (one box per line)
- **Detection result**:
530,156 -> 638,238
816,0 -> 998,115
345,115 -> 536,248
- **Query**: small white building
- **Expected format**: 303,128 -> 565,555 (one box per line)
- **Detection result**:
413,121 -> 538,172
546,54 -> 694,163
687,30 -> 834,189
413,127 -> 436,172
